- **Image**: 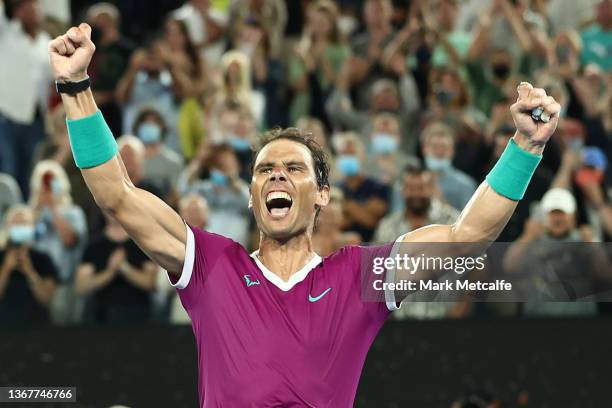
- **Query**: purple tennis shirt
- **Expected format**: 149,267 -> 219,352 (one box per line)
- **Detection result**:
168,225 -> 399,407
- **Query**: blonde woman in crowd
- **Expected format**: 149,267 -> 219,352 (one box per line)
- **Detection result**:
29,160 -> 87,324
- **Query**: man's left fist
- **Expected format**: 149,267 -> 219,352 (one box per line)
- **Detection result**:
510,82 -> 561,149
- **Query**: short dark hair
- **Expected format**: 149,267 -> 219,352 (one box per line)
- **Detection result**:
250,128 -> 330,190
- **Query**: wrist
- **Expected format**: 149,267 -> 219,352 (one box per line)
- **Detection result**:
512,132 -> 545,155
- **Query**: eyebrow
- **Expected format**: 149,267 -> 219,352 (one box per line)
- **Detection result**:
254,160 -> 307,171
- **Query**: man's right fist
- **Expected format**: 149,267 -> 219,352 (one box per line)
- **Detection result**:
48,23 -> 96,82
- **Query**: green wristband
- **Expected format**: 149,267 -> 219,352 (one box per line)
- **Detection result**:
66,110 -> 118,169
485,138 -> 542,201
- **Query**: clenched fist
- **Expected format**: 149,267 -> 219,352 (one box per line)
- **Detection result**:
510,82 -> 561,150
48,23 -> 96,82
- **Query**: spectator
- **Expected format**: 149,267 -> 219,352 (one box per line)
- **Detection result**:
288,0 -> 349,126
364,112 -> 419,186
210,50 -> 265,128
172,0 -> 228,63
374,164 -> 460,243
231,16 -> 285,128
326,66 -> 420,153
29,160 -> 87,324
313,188 -> 361,256
504,188 -> 601,317
349,0 -> 396,108
0,173 -> 23,219
0,0 -> 51,198
75,214 -> 158,325
86,2 -> 134,136
180,144 -> 251,246
421,122 -> 477,209
116,40 -> 182,153
133,108 -> 184,205
229,0 -> 287,59
580,0 -> 612,71
334,132 -> 389,242
0,204 -> 57,326
169,193 -> 210,324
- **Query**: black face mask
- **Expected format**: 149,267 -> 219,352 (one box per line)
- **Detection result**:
435,89 -> 456,106
492,64 -> 511,79
405,197 -> 431,216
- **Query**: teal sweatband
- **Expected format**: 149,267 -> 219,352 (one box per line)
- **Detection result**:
66,110 -> 118,169
485,138 -> 542,201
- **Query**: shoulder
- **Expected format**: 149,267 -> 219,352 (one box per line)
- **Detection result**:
161,147 -> 185,166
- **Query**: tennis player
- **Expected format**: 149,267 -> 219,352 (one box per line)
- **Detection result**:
49,24 -> 561,407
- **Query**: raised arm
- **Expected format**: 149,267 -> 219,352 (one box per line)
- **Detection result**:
49,24 -> 187,275
403,83 -> 560,245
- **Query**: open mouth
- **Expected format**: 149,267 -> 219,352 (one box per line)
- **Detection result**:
265,191 -> 293,219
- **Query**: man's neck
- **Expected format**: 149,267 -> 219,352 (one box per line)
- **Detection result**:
257,233 -> 316,282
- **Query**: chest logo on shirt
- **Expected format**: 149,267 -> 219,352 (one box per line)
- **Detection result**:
308,287 -> 332,302
244,274 -> 261,287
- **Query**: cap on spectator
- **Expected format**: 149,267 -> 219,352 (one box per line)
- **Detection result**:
540,188 -> 576,214
582,146 -> 608,170
87,2 -> 120,22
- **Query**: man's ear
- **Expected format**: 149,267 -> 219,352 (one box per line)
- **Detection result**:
316,185 -> 331,209
248,195 -> 253,209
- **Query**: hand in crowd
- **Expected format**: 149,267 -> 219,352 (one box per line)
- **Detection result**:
107,248 -> 127,274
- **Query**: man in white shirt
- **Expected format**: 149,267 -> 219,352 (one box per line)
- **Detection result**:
0,0 -> 52,197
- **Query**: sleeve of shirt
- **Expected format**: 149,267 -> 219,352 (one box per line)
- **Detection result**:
351,238 -> 405,323
166,223 -> 235,309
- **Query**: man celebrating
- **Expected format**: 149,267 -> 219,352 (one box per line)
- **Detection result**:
49,24 -> 561,407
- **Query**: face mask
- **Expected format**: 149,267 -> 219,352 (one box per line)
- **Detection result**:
492,64 -> 511,79
371,133 -> 398,154
425,156 -> 451,172
210,169 -> 229,186
228,136 -> 251,152
336,155 -> 360,177
138,123 -> 162,145
435,89 -> 456,106
9,225 -> 34,245
556,45 -> 571,63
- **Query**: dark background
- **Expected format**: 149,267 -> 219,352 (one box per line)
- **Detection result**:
1,317 -> 610,407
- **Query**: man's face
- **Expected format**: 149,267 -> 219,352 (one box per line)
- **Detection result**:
545,210 -> 574,238
215,150 -> 240,178
180,197 -> 209,230
423,134 -> 454,160
402,173 -> 433,216
250,139 -> 329,240
372,88 -> 400,112
372,116 -> 400,137
15,0 -> 42,31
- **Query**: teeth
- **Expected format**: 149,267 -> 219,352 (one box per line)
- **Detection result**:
266,191 -> 292,203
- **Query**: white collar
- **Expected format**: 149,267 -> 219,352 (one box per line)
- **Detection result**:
250,250 -> 322,291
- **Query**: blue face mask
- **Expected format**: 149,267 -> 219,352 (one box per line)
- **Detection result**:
371,133 -> 398,155
9,225 -> 35,245
425,156 -> 451,172
228,136 -> 251,152
138,123 -> 162,145
210,169 -> 229,186
336,155 -> 360,177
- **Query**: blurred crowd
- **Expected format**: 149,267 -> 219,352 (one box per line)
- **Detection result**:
0,0 -> 611,327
